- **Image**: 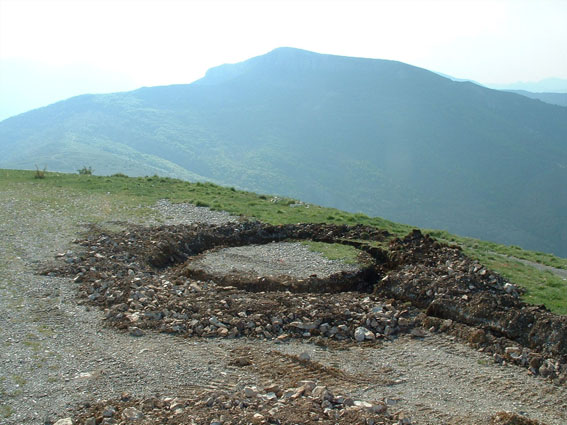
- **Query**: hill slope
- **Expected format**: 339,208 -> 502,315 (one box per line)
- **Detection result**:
1,47 -> 566,256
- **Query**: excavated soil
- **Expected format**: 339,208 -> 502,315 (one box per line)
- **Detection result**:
42,220 -> 567,424
2,193 -> 567,425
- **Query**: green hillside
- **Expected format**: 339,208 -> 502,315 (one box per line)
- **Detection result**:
1,168 -> 566,314
1,47 -> 566,256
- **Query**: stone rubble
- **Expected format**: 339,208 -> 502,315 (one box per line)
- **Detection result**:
71,383 -> 399,425
42,221 -> 567,425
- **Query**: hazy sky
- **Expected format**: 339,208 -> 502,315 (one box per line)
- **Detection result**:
1,0 -> 567,120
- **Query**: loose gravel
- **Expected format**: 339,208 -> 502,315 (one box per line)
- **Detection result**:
189,242 -> 360,279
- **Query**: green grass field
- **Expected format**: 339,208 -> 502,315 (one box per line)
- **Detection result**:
2,168 -> 566,314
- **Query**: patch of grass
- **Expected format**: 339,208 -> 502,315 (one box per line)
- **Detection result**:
0,404 -> 14,419
470,250 -> 567,315
37,324 -> 55,337
429,229 -> 567,270
301,241 -> 362,265
12,375 -> 26,387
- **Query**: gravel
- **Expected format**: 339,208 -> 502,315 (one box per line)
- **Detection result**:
189,241 -> 360,279
151,199 -> 237,225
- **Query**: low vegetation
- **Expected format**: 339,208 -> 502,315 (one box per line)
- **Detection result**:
34,165 -> 47,179
77,166 -> 93,175
1,168 -> 565,314
300,241 -> 363,265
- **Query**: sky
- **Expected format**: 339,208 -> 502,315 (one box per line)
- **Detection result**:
1,0 -> 567,120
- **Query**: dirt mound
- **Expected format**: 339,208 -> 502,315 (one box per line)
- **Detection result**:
490,412 -> 547,425
377,230 -> 567,376
72,385 -> 397,425
45,222 -> 567,384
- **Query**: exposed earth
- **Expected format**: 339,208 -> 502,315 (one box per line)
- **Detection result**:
1,193 -> 566,425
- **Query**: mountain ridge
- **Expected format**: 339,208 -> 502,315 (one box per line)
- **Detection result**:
1,47 -> 566,256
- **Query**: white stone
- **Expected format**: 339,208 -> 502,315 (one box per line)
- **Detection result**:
244,386 -> 259,398
354,326 -> 368,342
121,406 -> 145,421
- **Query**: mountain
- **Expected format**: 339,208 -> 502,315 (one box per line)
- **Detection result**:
504,90 -> 567,107
485,77 -> 567,93
1,47 -> 566,256
436,72 -> 567,107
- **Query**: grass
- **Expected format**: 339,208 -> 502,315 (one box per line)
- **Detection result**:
1,168 -> 566,314
469,250 -> 567,314
428,229 -> 567,271
301,241 -> 363,265
0,404 -> 14,419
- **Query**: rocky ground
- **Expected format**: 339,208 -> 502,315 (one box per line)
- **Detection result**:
1,191 -> 566,425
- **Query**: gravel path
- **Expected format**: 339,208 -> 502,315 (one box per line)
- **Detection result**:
507,256 -> 567,279
1,185 -> 566,425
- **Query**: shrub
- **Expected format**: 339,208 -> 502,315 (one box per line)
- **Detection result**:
34,165 -> 47,179
111,173 -> 129,178
78,166 -> 93,175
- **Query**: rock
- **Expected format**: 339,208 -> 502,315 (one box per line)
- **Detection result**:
289,321 -> 317,330
260,392 -> 277,401
54,419 -> 73,425
503,283 -> 516,294
354,326 -> 368,342
370,402 -> 387,413
244,386 -> 259,398
264,383 -> 281,395
85,418 -> 97,425
282,388 -> 298,398
103,406 -> 116,418
298,352 -> 311,361
129,327 -> 144,337
539,365 -> 551,377
505,346 -> 522,360
299,380 -> 317,394
312,386 -> 333,401
121,407 -> 145,421
209,316 -> 227,328
251,413 -> 265,424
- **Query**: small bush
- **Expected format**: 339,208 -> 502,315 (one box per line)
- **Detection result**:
111,173 -> 129,178
34,165 -> 47,179
195,200 -> 210,207
78,166 -> 93,175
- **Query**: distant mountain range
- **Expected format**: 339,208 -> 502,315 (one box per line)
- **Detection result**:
503,90 -> 567,107
436,73 -> 567,107
1,47 -> 566,256
486,77 -> 567,94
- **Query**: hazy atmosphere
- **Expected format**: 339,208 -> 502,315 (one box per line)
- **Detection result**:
1,0 -> 567,120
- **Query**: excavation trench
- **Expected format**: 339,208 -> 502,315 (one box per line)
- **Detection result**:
46,221 -> 567,382
145,221 -> 389,294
